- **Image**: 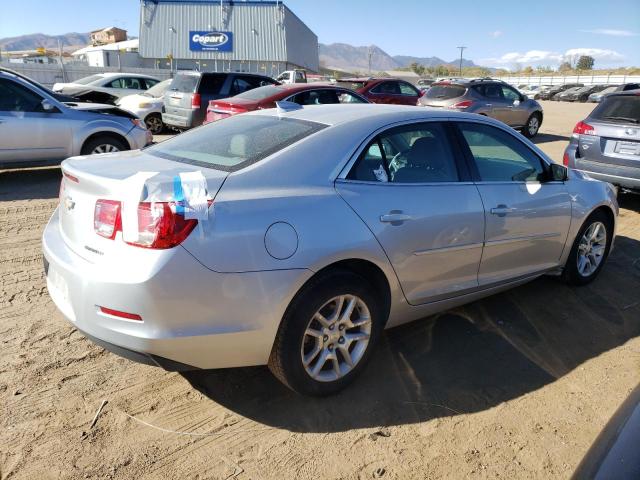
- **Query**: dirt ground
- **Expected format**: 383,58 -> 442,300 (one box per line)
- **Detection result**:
1,101 -> 639,480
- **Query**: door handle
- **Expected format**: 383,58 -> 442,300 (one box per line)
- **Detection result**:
380,212 -> 411,224
490,205 -> 516,216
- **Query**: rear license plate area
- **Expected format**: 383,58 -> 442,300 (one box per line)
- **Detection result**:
615,141 -> 640,156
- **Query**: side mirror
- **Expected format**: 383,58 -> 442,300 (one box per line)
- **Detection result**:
550,163 -> 568,182
41,99 -> 56,112
513,99 -> 521,106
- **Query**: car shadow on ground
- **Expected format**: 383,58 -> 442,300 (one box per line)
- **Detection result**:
0,167 -> 61,202
619,192 -> 640,212
532,133 -> 570,144
184,234 -> 640,433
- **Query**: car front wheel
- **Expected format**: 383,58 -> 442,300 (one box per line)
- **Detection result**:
268,270 -> 384,396
144,113 -> 164,135
562,210 -> 613,285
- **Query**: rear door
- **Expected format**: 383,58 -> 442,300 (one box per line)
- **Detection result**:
367,81 -> 399,104
0,78 -> 71,163
454,121 -> 571,285
336,121 -> 485,305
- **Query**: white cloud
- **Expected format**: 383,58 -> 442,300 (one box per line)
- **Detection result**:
480,48 -> 625,67
580,28 -> 638,37
490,30 -> 503,38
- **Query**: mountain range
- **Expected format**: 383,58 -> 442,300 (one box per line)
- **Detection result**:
0,32 -> 477,72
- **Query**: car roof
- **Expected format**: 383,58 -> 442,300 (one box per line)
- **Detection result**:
94,72 -> 159,79
249,103 -> 494,127
605,90 -> 640,97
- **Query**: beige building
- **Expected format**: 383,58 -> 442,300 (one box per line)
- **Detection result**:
90,27 -> 127,46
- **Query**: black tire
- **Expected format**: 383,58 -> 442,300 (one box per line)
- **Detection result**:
268,269 -> 385,396
81,135 -> 129,155
522,112 -> 542,138
144,113 -> 164,135
562,209 -> 613,286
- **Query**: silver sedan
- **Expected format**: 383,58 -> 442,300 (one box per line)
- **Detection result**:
43,104 -> 618,396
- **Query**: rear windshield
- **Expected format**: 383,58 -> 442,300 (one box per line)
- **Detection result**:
146,115 -> 327,171
234,85 -> 285,101
425,84 -> 466,99
591,95 -> 640,124
169,74 -> 199,93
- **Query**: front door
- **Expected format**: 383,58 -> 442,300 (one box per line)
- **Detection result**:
454,121 -> 572,285
336,121 -> 485,305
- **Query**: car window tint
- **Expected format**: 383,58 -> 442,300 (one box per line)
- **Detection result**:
349,123 -> 459,183
143,78 -> 159,89
107,78 -> 123,88
399,82 -> 418,96
199,74 -> 226,95
338,91 -> 367,103
230,77 -> 253,96
501,86 -> 521,102
292,89 -> 340,105
425,84 -> 466,99
169,74 -> 199,93
371,82 -> 401,95
0,78 -> 44,112
482,84 -> 504,99
121,77 -> 143,89
458,123 -> 545,182
147,115 -> 327,172
590,95 -> 640,123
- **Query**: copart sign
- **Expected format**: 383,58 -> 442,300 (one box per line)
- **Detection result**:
189,31 -> 233,52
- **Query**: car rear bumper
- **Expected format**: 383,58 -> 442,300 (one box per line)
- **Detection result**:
42,208 -> 313,370
162,110 -> 196,129
565,145 -> 640,190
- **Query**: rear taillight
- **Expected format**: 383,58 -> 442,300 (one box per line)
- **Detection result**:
93,200 -> 200,249
573,121 -> 595,136
94,199 -> 122,240
450,100 -> 474,109
563,151 -> 570,166
129,202 -> 197,249
191,93 -> 201,109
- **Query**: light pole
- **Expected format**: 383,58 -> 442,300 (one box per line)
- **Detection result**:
169,26 -> 177,73
457,46 -> 467,77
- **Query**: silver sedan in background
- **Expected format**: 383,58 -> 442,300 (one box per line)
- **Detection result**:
43,104 -> 617,396
0,70 -> 151,168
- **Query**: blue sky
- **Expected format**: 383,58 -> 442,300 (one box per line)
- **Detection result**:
1,0 -> 639,68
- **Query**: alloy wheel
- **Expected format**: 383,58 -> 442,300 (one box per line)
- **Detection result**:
528,116 -> 540,136
301,295 -> 371,382
577,221 -> 607,277
91,144 -> 121,154
145,116 -> 163,134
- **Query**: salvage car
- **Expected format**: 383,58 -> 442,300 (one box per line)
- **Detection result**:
204,83 -> 368,123
589,83 -> 640,103
338,78 -> 422,106
418,78 -> 544,137
536,83 -> 583,101
117,78 -> 172,134
0,70 -> 151,168
44,104 -> 617,396
564,91 -> 640,193
53,73 -> 161,105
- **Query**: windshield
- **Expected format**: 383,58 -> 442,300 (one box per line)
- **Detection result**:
147,115 -> 327,171
234,85 -> 285,101
144,79 -> 172,97
591,95 -> 640,124
73,75 -> 104,85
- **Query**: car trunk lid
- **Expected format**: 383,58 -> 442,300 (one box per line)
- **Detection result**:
58,150 -> 228,261
206,98 -> 256,122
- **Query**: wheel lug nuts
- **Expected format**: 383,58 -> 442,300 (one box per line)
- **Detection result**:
323,335 -> 329,342
339,324 -> 345,331
328,344 -> 334,351
329,324 -> 334,330
339,337 -> 345,344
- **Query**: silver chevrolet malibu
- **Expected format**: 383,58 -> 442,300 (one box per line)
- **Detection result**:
43,104 -> 618,396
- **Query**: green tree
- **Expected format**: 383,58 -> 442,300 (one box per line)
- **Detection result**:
558,61 -> 572,72
576,55 -> 595,70
409,62 -> 426,76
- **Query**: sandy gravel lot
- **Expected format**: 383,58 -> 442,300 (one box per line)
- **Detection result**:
1,101 -> 639,480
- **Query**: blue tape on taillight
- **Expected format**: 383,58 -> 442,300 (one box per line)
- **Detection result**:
173,175 -> 185,215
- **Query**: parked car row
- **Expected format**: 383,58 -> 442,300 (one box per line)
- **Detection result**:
517,82 -> 640,103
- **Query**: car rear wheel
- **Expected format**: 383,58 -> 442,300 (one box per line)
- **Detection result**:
562,210 -> 613,285
144,113 -> 164,135
81,135 -> 129,155
522,113 -> 541,138
268,270 -> 384,396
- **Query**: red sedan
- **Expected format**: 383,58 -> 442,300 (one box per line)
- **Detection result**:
337,78 -> 423,105
205,83 -> 369,123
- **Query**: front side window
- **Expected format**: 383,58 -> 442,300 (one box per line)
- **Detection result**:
501,85 -> 521,102
230,77 -> 253,96
143,78 -> 159,89
371,82 -> 401,95
122,77 -> 143,89
0,79 -> 44,112
348,122 -> 459,183
338,90 -> 367,103
106,78 -> 124,89
399,82 -> 419,96
457,123 -> 546,182
147,115 -> 327,171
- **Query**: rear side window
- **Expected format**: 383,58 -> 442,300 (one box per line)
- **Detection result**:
590,95 -> 640,124
370,82 -> 401,95
425,84 -> 466,100
457,123 -> 545,182
169,74 -> 199,93
147,115 -> 327,171
199,74 -> 226,95
348,122 -> 459,183
290,89 -> 339,105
